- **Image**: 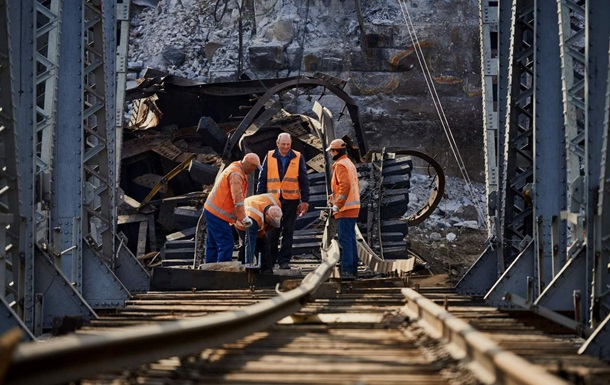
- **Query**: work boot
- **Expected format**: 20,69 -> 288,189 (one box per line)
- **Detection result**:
279,262 -> 291,270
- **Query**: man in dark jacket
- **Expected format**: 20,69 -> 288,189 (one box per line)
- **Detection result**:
257,133 -> 310,269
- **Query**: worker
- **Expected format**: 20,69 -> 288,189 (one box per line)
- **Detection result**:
234,193 -> 283,274
327,138 -> 361,280
257,132 -> 310,270
203,153 -> 262,263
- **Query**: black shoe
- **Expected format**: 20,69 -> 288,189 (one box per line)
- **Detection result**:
341,272 -> 356,281
260,268 -> 274,275
279,262 -> 291,270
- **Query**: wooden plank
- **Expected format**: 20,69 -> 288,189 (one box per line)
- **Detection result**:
117,213 -> 147,225
166,227 -> 197,241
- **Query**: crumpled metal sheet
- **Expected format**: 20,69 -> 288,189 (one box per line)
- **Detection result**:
129,95 -> 162,130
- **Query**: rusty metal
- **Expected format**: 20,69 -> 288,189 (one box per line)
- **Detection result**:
139,154 -> 196,208
388,149 -> 445,226
222,75 -> 367,160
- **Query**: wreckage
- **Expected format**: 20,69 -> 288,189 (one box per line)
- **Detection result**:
119,70 -> 444,288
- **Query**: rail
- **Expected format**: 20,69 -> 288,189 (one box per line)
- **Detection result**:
4,242 -> 340,385
401,288 -> 570,385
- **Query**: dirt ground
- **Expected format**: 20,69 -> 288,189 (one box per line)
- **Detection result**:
407,226 -> 488,285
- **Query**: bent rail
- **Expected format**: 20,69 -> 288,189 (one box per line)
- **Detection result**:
401,288 -> 570,385
5,242 -> 341,385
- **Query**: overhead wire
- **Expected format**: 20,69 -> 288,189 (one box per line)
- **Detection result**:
396,1 -> 487,229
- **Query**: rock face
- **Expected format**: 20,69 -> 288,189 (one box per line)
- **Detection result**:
128,0 -> 483,181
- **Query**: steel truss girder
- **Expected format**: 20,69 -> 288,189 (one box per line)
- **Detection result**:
583,0 -> 610,328
542,0 -> 610,335
480,0 -> 500,239
0,0 -> 22,329
33,251 -> 96,330
484,239 -> 534,307
455,244 -> 500,296
471,0 -> 610,360
458,0 -> 536,297
532,0 -> 566,296
54,0 -> 84,291
5,0 -> 142,334
0,296 -> 34,341
10,0 -> 39,333
501,0 -> 534,270
536,244 -> 588,321
559,0 -> 586,242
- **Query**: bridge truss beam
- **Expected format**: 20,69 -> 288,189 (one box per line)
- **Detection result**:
457,0 -> 610,360
1,0 -> 147,339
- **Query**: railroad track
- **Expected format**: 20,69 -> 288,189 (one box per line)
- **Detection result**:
5,244 -> 610,385
81,281 -> 479,385
77,280 -> 610,385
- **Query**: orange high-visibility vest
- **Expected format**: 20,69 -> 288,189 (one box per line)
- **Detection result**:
204,161 -> 247,223
267,150 -> 302,200
234,193 -> 281,236
331,156 -> 361,212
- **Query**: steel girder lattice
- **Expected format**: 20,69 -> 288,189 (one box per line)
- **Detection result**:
0,0 -> 147,339
458,0 -> 610,360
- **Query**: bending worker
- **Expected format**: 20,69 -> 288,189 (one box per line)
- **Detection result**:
257,133 -> 310,270
327,138 -> 361,280
234,193 -> 283,274
203,153 -> 262,263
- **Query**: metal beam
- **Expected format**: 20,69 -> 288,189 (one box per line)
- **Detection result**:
533,0 -> 566,295
585,0 -> 610,328
9,0 -> 38,333
484,239 -> 535,307
500,0 -> 535,273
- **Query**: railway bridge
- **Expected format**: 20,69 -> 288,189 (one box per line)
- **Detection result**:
2,1 -> 610,384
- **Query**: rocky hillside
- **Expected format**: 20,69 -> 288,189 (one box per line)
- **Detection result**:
128,0 -> 483,181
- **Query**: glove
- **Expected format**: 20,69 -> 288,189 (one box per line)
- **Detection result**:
332,205 -> 339,213
242,217 -> 253,228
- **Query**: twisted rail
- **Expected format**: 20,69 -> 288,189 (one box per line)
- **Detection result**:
4,242 -> 340,385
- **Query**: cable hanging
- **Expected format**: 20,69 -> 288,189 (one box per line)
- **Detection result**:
396,1 -> 487,229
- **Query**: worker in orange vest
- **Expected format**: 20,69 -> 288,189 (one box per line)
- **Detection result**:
327,138 -> 361,280
203,153 -> 262,263
234,193 -> 283,274
257,133 -> 310,270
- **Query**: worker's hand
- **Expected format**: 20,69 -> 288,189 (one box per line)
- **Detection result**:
297,202 -> 309,216
242,217 -> 253,228
332,205 -> 339,213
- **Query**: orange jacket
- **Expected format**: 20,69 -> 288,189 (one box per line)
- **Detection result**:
330,155 -> 360,219
234,193 -> 282,237
204,161 -> 247,223
266,150 -> 302,200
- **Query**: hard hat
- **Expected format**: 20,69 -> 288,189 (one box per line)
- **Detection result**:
243,153 -> 263,171
267,206 -> 283,228
325,138 -> 346,152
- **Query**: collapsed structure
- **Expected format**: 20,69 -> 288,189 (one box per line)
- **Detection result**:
119,70 -> 445,287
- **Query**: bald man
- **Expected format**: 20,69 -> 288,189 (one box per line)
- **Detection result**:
203,153 -> 262,263
234,193 -> 283,274
257,133 -> 310,270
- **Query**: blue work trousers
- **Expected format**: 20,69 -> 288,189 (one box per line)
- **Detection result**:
237,221 -> 260,265
266,198 -> 299,265
204,210 -> 234,263
337,217 -> 358,275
